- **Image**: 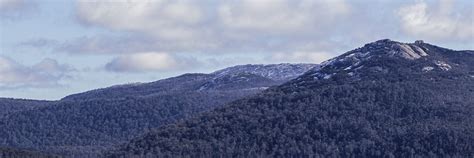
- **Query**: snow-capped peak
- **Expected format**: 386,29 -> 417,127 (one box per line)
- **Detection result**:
318,39 -> 431,70
308,39 -> 453,81
212,63 -> 318,81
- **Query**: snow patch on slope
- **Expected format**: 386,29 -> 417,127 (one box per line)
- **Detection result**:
435,61 -> 451,71
422,66 -> 434,72
312,72 -> 335,80
212,63 -> 318,81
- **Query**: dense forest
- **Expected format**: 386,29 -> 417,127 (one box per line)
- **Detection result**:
0,98 -> 51,117
0,64 -> 315,156
0,147 -> 60,158
107,40 -> 474,157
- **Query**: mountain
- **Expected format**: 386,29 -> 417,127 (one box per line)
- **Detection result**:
0,63 -> 316,156
108,39 -> 474,157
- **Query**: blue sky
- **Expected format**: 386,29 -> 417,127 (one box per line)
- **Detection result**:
0,0 -> 473,100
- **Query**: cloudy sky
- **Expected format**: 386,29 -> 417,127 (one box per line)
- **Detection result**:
0,0 -> 473,100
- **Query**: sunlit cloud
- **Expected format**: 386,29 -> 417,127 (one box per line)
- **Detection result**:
105,52 -> 200,72
397,0 -> 474,41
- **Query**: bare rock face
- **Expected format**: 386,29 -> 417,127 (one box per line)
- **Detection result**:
392,43 -> 428,60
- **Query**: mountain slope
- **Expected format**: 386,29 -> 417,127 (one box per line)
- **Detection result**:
108,40 -> 474,157
0,63 -> 316,156
61,63 -> 316,101
212,63 -> 317,82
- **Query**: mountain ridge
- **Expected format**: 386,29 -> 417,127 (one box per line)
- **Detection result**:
61,63 -> 317,101
288,39 -> 473,88
108,39 -> 474,157
212,63 -> 318,81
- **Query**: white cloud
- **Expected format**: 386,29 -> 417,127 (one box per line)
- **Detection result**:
397,0 -> 474,41
218,0 -> 309,32
0,56 -> 73,88
73,0 -> 352,53
105,52 -> 199,72
76,0 -> 205,40
218,0 -> 350,33
76,0 -> 352,38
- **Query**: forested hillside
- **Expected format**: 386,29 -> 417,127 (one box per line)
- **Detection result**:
0,147 -> 60,158
0,98 -> 51,117
108,40 -> 474,157
0,64 -> 315,156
